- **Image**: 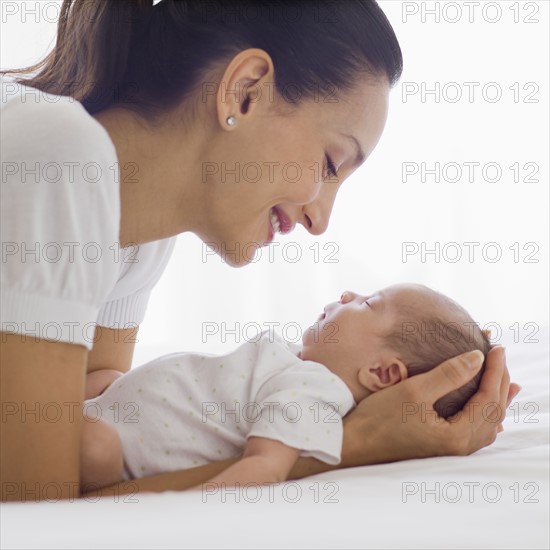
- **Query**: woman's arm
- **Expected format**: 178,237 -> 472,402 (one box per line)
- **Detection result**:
90,346 -> 520,497
1,333 -> 87,502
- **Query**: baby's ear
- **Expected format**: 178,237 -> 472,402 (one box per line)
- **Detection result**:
357,359 -> 408,392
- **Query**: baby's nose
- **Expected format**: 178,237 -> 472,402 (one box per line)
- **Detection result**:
340,291 -> 355,303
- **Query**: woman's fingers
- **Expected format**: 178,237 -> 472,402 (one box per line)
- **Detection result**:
484,346 -> 509,425
410,349 -> 484,404
478,348 -> 520,437
495,347 -> 510,423
447,346 -> 508,453
506,383 -> 522,408
495,383 -> 521,437
465,347 -> 505,428
473,346 -> 505,407
480,346 -> 510,424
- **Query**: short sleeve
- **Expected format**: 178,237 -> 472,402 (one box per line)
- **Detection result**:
248,363 -> 355,465
95,236 -> 177,328
0,80 -> 120,350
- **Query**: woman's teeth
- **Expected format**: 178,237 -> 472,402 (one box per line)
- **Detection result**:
270,208 -> 281,233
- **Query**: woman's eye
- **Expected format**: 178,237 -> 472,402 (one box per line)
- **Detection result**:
324,155 -> 338,178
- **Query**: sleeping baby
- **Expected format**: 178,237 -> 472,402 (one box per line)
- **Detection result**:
81,283 -> 490,489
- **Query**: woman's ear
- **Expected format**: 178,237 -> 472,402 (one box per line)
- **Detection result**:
216,48 -> 273,128
357,358 -> 408,392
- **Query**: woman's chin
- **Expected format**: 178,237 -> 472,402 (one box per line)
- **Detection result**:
219,241 -> 261,267
221,253 -> 251,268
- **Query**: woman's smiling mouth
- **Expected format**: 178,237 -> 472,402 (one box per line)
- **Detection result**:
267,206 -> 294,243
269,208 -> 281,233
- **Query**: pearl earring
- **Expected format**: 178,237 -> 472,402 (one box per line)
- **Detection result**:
226,115 -> 237,127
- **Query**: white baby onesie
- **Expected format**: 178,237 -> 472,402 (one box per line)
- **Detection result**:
88,330 -> 356,480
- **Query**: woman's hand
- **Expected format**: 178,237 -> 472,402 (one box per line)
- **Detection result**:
340,346 -> 521,467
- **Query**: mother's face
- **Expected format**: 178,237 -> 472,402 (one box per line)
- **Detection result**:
198,70 -> 390,267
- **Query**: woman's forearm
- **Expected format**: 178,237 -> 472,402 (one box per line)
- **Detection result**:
194,456 -> 283,488
289,422 -> 378,479
83,455 -> 340,497
289,457 -> 337,479
85,459 -> 240,496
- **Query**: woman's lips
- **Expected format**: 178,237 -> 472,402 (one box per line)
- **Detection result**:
266,218 -> 274,244
269,208 -> 281,234
266,206 -> 294,244
272,206 -> 294,234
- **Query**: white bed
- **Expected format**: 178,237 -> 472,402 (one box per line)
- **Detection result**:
2,330 -> 548,550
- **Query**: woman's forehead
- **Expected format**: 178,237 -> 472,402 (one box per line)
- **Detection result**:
301,79 -> 390,154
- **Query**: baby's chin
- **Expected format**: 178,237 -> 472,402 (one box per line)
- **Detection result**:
301,323 -> 318,349
297,347 -> 313,362
299,327 -> 323,362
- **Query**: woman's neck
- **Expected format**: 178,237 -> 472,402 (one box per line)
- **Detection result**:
92,106 -> 205,246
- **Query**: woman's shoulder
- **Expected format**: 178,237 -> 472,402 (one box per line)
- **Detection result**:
0,78 -> 122,319
1,77 -> 116,162
1,76 -> 120,225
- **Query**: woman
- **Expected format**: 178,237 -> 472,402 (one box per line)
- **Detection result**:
1,0 -> 519,501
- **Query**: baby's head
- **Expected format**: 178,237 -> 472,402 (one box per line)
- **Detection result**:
300,283 -> 490,418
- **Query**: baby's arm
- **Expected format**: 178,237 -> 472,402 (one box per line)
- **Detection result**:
195,437 -> 300,488
85,369 -> 123,400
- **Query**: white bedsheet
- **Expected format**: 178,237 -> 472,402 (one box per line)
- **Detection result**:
2,331 -> 548,550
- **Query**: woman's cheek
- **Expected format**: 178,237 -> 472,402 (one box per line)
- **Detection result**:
288,172 -> 323,205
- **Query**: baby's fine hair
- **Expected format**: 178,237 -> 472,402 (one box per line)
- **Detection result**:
384,287 -> 491,418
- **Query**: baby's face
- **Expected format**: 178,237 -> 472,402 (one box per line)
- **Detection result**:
300,283 -> 435,375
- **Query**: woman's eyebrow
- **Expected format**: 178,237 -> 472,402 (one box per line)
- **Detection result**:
339,133 -> 366,168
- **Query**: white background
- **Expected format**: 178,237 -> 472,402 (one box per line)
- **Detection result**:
1,0 -> 548,359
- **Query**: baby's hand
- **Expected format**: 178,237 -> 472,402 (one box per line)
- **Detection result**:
85,369 -> 124,400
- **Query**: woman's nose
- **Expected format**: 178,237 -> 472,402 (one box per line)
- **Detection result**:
300,186 -> 338,236
299,204 -> 327,235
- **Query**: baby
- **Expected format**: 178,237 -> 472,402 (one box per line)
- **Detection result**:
81,283 -> 490,489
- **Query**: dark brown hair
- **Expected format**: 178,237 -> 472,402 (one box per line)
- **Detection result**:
2,0 -> 403,116
385,291 -> 491,418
